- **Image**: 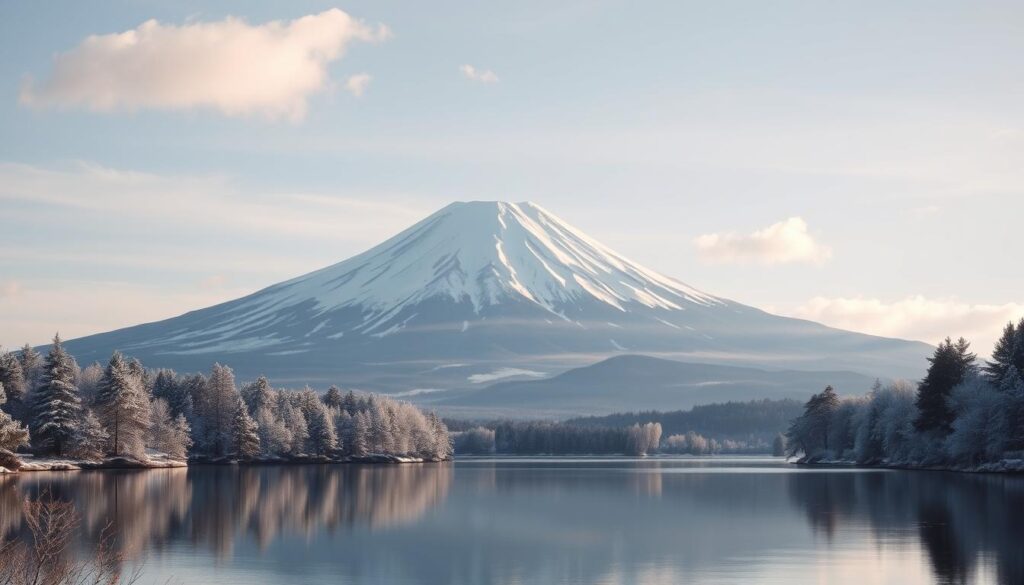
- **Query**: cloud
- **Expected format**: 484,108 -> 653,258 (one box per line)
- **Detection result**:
787,296 -> 1024,356
695,217 -> 832,265
0,281 -> 22,298
344,73 -> 372,97
20,9 -> 391,120
459,64 -> 499,84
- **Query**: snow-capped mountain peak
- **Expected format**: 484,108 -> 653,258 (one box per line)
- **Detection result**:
253,201 -> 721,326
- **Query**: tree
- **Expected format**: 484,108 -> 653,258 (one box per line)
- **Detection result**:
786,385 -> 840,458
30,335 -> 82,457
772,433 -> 786,457
18,343 -> 43,393
231,400 -> 260,459
307,401 -> 338,456
196,364 -> 241,457
76,362 -> 104,406
255,406 -> 292,456
351,411 -> 370,457
93,352 -> 151,459
153,369 -> 193,420
0,349 -> 27,421
149,398 -> 192,460
915,337 -> 976,436
241,376 -> 274,414
985,321 -> 1019,386
67,409 -> 108,461
323,386 -> 343,411
0,382 -> 30,457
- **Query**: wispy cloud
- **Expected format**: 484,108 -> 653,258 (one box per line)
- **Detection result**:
695,217 -> 832,265
459,64 -> 499,84
787,295 -> 1024,356
20,9 -> 391,121
344,73 -> 372,97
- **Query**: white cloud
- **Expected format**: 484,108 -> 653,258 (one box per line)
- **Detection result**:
459,64 -> 499,84
344,73 -> 372,97
787,296 -> 1024,356
695,217 -> 832,265
20,9 -> 391,120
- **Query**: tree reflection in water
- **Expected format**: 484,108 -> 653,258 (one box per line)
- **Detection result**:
0,463 -> 452,560
787,470 -> 1024,585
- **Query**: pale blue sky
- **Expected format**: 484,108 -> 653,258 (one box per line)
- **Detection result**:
1,1 -> 1022,354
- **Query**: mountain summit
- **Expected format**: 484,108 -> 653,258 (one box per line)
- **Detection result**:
64,201 -> 930,397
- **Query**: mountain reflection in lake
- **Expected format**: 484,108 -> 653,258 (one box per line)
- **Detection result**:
1,458 -> 1021,585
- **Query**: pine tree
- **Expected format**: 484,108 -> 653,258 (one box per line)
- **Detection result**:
197,364 -> 242,457
351,411 -> 370,457
30,335 -> 83,457
915,337 -> 976,436
67,409 -> 108,461
241,376 -> 274,414
0,382 -> 30,454
93,352 -> 151,459
149,398 -> 193,460
323,386 -> 343,411
307,401 -> 338,456
0,349 -> 27,421
18,343 -> 43,392
985,321 -> 1018,386
153,369 -> 193,420
231,400 -> 260,459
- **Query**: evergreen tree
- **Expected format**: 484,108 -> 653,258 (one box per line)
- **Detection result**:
341,390 -> 358,414
772,433 -> 786,457
93,352 -> 151,458
241,376 -> 274,414
231,400 -> 260,459
985,321 -> 1018,386
0,349 -> 27,421
0,382 -> 30,454
323,386 -> 343,411
786,385 -> 840,457
153,369 -> 194,420
307,401 -> 338,456
30,335 -> 82,457
67,409 -> 108,461
197,364 -> 241,457
915,337 -> 976,435
18,343 -> 43,392
351,411 -> 370,457
149,398 -> 193,460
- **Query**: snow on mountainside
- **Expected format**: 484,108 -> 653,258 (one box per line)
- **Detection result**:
62,201 -> 933,400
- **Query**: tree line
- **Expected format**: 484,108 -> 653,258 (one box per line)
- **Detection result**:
786,319 -> 1024,467
0,335 -> 452,467
452,421 -> 662,455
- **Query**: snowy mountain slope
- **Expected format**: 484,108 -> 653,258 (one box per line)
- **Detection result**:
62,201 -> 931,398
432,355 -> 879,418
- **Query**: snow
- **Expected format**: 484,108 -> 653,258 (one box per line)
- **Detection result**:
172,202 -> 724,344
468,367 -> 546,384
610,339 -> 627,351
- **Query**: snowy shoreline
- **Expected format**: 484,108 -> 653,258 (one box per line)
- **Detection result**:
2,453 -> 449,474
791,458 -> 1024,474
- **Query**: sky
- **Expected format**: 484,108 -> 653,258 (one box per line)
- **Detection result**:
1,1 -> 1022,356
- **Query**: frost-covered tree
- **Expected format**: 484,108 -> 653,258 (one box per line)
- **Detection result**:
351,411 -> 370,457
18,343 -> 43,393
231,400 -> 260,459
149,398 -> 192,460
772,433 -> 787,457
153,369 -> 194,421
93,352 -> 151,459
915,337 -> 976,436
323,386 -> 343,411
67,409 -> 108,461
282,401 -> 309,455
195,364 -> 241,457
0,382 -> 30,455
0,349 -> 26,421
30,335 -> 82,457
307,401 -> 337,456
427,412 -> 452,460
255,406 -> 292,456
241,376 -> 274,414
75,362 -> 104,406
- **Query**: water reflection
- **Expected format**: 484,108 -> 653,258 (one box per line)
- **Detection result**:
1,459 -> 1021,585
787,469 -> 1024,585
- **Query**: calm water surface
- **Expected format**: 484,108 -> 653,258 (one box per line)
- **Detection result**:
2,457 -> 1022,584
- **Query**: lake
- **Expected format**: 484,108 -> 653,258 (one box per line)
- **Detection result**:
2,457 -> 1022,584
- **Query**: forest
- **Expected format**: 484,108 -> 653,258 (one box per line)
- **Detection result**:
786,319 -> 1024,470
0,336 -> 452,469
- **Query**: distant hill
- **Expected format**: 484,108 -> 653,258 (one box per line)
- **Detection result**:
565,398 -> 806,444
434,354 -> 877,418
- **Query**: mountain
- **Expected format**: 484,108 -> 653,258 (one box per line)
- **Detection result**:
63,201 -> 930,398
431,354 -> 877,418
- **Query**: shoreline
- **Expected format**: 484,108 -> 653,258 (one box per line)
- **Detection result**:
790,458 -> 1024,474
5,453 -> 450,473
